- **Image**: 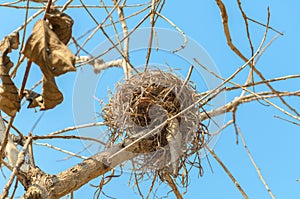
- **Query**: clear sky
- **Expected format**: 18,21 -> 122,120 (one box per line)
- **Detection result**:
0,0 -> 300,198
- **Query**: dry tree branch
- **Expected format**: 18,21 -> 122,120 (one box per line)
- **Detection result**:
210,119 -> 234,136
61,0 -> 73,12
215,0 -> 248,62
215,0 -> 299,117
70,4 -> 151,50
22,141 -> 137,198
201,90 -> 300,121
144,0 -> 163,70
0,3 -> 151,9
154,11 -> 187,53
274,115 -> 300,126
226,74 -> 300,91
32,135 -> 106,145
47,122 -> 105,136
76,12 -> 151,69
0,118 -> 15,168
164,173 -> 183,199
238,129 -> 276,199
1,135 -> 32,199
247,17 -> 283,35
236,0 -> 255,97
237,0 -> 254,57
205,145 -> 249,199
33,142 -> 88,159
112,0 -> 131,78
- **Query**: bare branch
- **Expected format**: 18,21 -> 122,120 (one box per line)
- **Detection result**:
205,145 -> 249,199
238,130 -> 276,199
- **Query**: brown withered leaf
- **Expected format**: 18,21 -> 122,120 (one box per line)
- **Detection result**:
23,76 -> 63,110
22,19 -> 76,110
0,33 -> 21,117
22,19 -> 76,76
23,89 -> 43,109
41,75 -> 63,110
45,9 -> 74,44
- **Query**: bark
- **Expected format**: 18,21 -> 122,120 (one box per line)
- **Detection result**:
22,143 -> 136,199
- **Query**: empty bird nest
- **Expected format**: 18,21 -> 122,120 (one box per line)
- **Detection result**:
102,68 -> 210,175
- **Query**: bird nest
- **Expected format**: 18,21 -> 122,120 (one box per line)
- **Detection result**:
102,69 -> 209,175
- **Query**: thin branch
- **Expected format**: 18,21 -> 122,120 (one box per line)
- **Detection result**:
215,1 -> 297,117
178,65 -> 194,97
48,122 -> 105,136
226,74 -> 300,91
194,57 -> 300,121
247,17 -> 283,35
154,11 -> 187,53
164,173 -> 183,199
144,0 -> 158,71
34,142 -> 88,159
60,0 -> 73,12
215,0 -> 248,62
274,115 -> 300,126
210,120 -> 234,136
33,135 -> 106,146
1,135 -> 32,199
0,117 -> 15,168
113,0 -> 131,78
205,145 -> 249,199
238,129 -> 276,199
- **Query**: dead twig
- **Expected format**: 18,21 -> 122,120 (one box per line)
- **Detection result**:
205,145 -> 249,199
238,129 -> 276,199
1,135 -> 32,199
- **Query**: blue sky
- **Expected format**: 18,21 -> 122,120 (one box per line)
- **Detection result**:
0,0 -> 300,198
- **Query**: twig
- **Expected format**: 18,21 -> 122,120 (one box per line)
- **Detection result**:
194,57 -> 300,121
205,145 -> 249,199
145,174 -> 157,199
131,161 -> 144,198
10,178 -> 18,199
210,120 -> 234,136
19,60 -> 32,99
226,74 -> 300,91
0,117 -> 15,168
247,17 -> 283,35
164,173 -> 183,199
178,65 -> 193,96
216,1 -> 297,117
34,142 -> 87,159
48,122 -> 105,136
274,115 -> 300,126
32,135 -> 106,146
232,107 -> 239,144
215,0 -> 248,62
0,135 -> 32,199
113,0 -> 131,78
61,0 -> 73,12
76,12 -> 151,69
144,0 -> 158,71
238,129 -> 276,199
154,11 -> 187,53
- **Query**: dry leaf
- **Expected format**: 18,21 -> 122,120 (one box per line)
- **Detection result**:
45,9 -> 74,44
22,20 -> 76,110
40,75 -> 63,110
0,33 -> 20,117
22,19 -> 76,76
23,89 -> 43,108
